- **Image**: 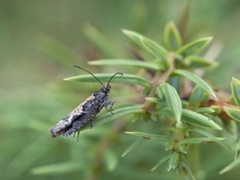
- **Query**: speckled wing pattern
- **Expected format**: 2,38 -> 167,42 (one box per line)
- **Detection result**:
50,87 -> 113,138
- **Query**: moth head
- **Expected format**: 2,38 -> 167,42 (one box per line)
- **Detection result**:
102,84 -> 111,93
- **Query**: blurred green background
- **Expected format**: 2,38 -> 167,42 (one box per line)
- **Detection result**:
1,1 -> 240,179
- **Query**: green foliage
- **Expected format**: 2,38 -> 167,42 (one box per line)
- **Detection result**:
181,109 -> 222,130
2,2 -> 240,180
177,37 -> 213,56
164,22 -> 182,51
158,83 -> 183,127
89,59 -> 160,70
122,29 -> 168,70
61,22 -> 240,179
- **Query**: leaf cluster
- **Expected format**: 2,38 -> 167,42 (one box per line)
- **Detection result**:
59,22 -> 240,179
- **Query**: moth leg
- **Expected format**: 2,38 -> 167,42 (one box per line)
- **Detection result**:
90,119 -> 94,129
72,131 -> 80,142
76,131 -> 80,142
105,100 -> 115,115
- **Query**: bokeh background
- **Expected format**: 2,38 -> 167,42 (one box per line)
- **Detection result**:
1,1 -> 240,179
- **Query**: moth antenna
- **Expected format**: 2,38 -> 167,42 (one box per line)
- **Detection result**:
107,72 -> 123,86
73,65 -> 104,86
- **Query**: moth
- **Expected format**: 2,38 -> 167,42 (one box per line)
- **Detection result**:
50,65 -> 123,139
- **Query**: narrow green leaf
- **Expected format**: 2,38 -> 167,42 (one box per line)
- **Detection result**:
122,29 -> 144,47
95,105 -> 144,126
83,24 -> 121,57
189,86 -> 208,107
145,97 -> 161,104
224,106 -> 240,122
122,139 -> 143,157
125,131 -> 169,141
174,69 -> 216,97
189,129 -> 234,152
185,56 -> 217,68
195,107 -> 215,114
182,109 -> 222,130
140,36 -> 168,68
177,37 -> 213,56
31,162 -> 80,175
89,59 -> 160,70
123,29 -> 168,68
64,73 -> 151,88
168,152 -> 180,170
220,158 -> 240,174
158,83 -> 182,127
231,77 -> 240,106
151,154 -> 171,171
180,137 -> 224,145
164,22 -> 182,50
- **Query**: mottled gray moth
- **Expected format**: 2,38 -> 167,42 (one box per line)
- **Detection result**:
50,65 -> 123,139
